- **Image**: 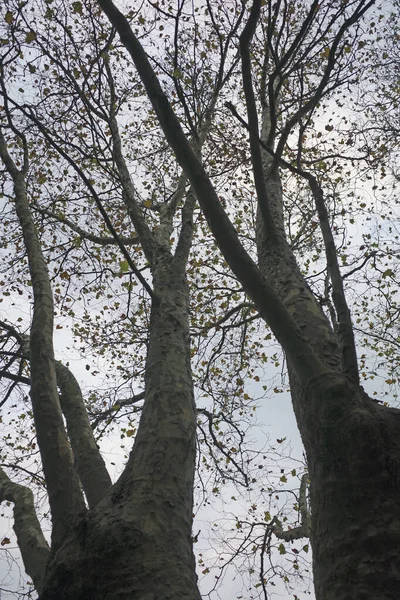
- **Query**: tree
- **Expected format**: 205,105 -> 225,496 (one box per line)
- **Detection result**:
1,2 -> 281,598
95,0 -> 400,598
0,2 -> 214,598
0,0 -> 399,599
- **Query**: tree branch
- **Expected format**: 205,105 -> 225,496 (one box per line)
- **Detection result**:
225,104 -> 359,383
272,473 -> 311,541
0,129 -> 87,549
55,362 -> 112,508
32,205 -> 139,247
0,369 -> 30,385
239,0 -> 278,237
0,468 -> 50,595
307,177 -> 359,383
96,0 -> 330,387
173,190 -> 196,274
0,320 -> 111,507
8,100 -> 154,298
105,57 -> 156,265
90,391 -> 145,429
274,0 -> 375,160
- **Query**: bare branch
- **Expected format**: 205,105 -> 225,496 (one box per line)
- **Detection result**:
239,0 -> 278,237
0,369 -> 30,386
32,205 -> 139,247
272,473 -> 311,541
275,0 -> 375,160
17,105 -> 154,298
105,57 -> 156,265
90,391 -> 145,429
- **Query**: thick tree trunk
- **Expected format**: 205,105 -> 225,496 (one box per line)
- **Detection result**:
40,250 -> 200,600
256,170 -> 400,599
301,378 -> 400,599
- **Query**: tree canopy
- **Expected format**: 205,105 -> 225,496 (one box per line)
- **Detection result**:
0,0 -> 399,598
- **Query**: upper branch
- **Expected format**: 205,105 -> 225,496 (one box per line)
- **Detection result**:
226,104 -> 359,383
32,205 -> 139,247
307,177 -> 359,384
239,0 -> 278,237
275,0 -> 375,160
96,0 -> 330,387
105,58 -> 156,265
19,105 -> 154,298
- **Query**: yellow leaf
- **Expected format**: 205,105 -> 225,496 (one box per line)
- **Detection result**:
5,11 -> 13,24
144,200 -> 152,208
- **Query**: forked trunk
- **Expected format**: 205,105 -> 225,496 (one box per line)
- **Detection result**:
40,255 -> 200,600
257,168 -> 400,599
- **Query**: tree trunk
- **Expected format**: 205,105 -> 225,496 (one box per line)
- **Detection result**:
40,250 -> 200,600
301,378 -> 400,599
257,170 -> 400,599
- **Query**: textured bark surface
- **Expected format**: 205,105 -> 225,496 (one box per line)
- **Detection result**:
94,4 -> 400,595
304,381 -> 400,599
56,362 -> 112,508
0,467 -> 50,595
257,169 -> 400,599
40,248 -> 200,600
0,131 -> 86,551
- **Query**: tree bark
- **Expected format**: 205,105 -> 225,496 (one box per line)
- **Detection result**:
39,215 -> 200,600
0,468 -> 50,595
0,131 -> 86,550
56,361 -> 112,508
256,165 -> 400,598
299,377 -> 400,600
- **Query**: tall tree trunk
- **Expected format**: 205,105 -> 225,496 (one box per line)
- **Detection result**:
299,375 -> 400,599
257,169 -> 400,599
40,250 -> 200,600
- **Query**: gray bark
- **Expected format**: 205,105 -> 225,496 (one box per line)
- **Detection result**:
55,362 -> 112,508
0,131 -> 87,550
0,468 -> 50,595
40,204 -> 200,599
